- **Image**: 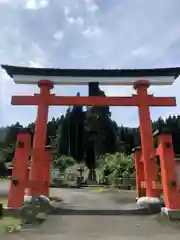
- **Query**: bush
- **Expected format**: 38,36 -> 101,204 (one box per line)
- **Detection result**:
53,155 -> 76,172
21,195 -> 53,224
96,152 -> 135,186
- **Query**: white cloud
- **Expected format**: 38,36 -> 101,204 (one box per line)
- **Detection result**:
0,0 -> 11,3
82,26 -> 102,39
67,16 -> 83,26
77,53 -> 92,59
1,0 -> 180,127
64,6 -> 70,17
54,31 -> 64,41
23,0 -> 48,10
63,6 -> 84,26
84,0 -> 99,13
74,16 -> 84,26
70,50 -> 92,59
28,60 -> 44,68
131,47 -> 148,57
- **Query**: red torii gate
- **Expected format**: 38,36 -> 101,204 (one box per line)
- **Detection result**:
2,65 -> 180,207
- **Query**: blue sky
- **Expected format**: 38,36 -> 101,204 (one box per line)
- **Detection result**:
0,0 -> 180,127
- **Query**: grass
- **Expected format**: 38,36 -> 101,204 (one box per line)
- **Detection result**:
0,178 -> 9,182
0,217 -> 22,233
0,197 -> 46,233
89,187 -> 109,193
0,198 -> 22,233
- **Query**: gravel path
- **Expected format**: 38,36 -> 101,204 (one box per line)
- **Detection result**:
1,183 -> 180,239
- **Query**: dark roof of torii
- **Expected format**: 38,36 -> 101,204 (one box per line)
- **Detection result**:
1,65 -> 180,79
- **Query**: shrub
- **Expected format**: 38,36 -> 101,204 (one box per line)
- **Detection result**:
20,195 -> 53,224
53,155 -> 76,172
96,152 -> 135,186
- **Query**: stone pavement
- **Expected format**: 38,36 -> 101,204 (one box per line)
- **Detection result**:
1,184 -> 180,239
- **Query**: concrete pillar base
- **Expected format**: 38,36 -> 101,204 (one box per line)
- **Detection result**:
161,207 -> 180,221
137,197 -> 163,212
137,196 -> 162,205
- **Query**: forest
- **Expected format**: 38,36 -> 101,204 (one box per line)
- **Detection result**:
1,83 -> 180,183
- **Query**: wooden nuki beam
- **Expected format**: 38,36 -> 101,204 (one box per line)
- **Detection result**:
11,95 -> 176,107
11,95 -> 139,106
49,96 -> 139,106
11,95 -> 39,105
148,96 -> 176,106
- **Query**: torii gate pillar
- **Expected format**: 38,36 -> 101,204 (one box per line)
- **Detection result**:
29,80 -> 53,196
132,147 -> 146,199
134,81 -> 160,199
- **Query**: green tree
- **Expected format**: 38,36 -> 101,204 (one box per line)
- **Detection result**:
56,114 -> 70,156
68,93 -> 85,162
54,155 -> 75,172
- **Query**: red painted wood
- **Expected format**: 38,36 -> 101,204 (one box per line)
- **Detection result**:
11,95 -> 176,107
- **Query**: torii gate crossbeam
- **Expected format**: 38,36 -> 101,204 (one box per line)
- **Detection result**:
11,95 -> 176,106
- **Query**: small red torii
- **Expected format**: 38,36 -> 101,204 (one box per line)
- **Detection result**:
2,65 -> 180,208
